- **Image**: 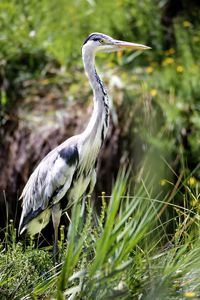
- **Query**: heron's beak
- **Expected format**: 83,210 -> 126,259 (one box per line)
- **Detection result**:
112,39 -> 151,50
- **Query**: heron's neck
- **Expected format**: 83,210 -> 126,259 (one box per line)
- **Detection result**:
81,48 -> 109,145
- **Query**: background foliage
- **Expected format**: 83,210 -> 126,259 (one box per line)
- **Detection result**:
1,0 -> 199,173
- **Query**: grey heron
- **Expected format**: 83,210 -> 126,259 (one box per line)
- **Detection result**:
18,33 -> 150,261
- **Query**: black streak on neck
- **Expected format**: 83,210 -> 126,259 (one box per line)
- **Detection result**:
94,69 -> 109,131
94,69 -> 107,96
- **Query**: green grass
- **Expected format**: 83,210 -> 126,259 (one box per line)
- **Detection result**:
1,0 -> 200,177
1,168 -> 200,299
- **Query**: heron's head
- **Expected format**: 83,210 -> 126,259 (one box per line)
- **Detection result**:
82,32 -> 151,54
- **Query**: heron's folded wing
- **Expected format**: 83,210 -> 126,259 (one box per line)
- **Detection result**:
19,145 -> 79,230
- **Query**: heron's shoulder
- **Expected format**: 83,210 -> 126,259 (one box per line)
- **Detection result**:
43,135 -> 80,164
58,143 -> 79,166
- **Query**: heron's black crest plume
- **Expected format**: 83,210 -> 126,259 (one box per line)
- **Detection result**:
83,33 -> 108,45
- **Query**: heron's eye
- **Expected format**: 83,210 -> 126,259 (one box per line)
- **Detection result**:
99,39 -> 105,44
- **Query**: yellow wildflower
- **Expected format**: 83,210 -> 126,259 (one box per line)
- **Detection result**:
117,51 -> 123,63
121,72 -> 128,80
168,48 -> 175,55
146,66 -> 154,74
188,176 -> 197,186
131,75 -> 138,81
160,179 -> 166,186
192,36 -> 200,43
184,291 -> 196,298
107,62 -> 114,68
162,57 -> 174,66
150,89 -> 157,97
183,20 -> 192,28
191,198 -> 198,207
165,48 -> 175,55
176,65 -> 184,73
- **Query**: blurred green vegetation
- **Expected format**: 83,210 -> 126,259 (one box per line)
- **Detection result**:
0,0 -> 162,64
1,0 -> 199,176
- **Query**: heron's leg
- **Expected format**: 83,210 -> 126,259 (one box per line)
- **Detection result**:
52,204 -> 62,264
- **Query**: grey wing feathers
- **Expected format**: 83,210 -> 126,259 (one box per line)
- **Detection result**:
19,143 -> 79,233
